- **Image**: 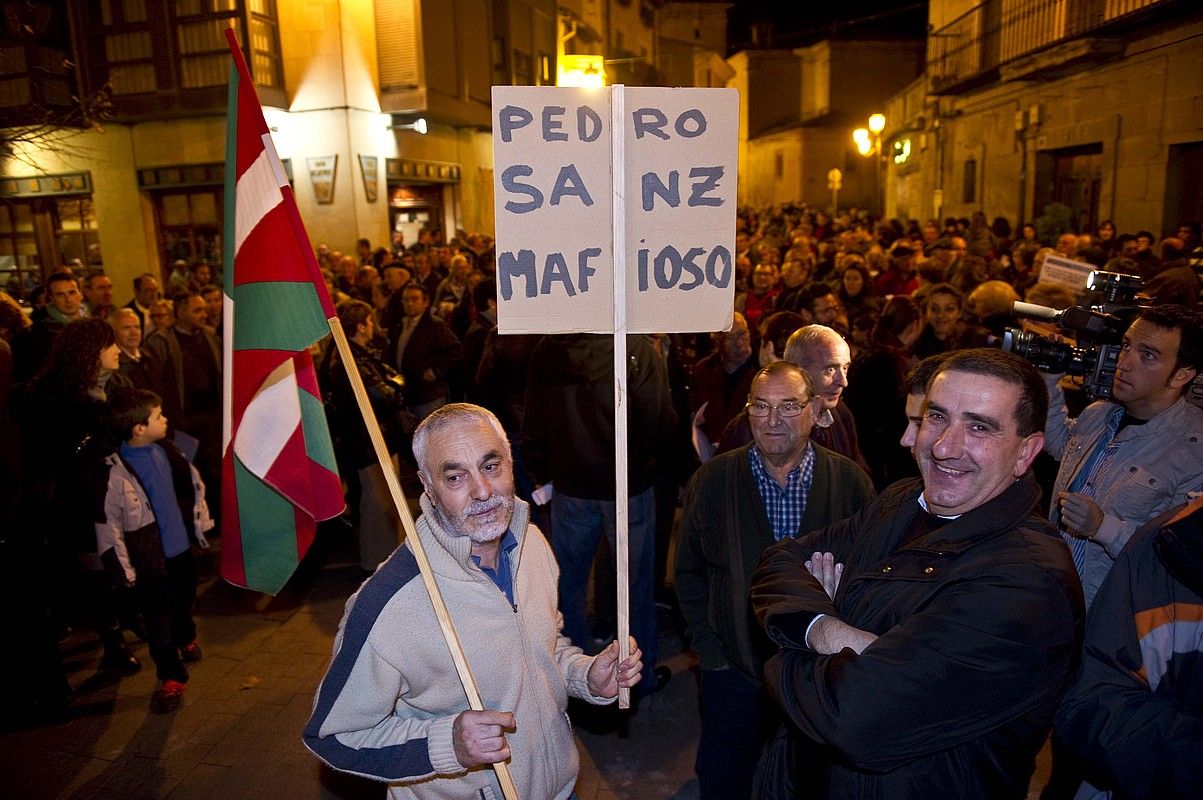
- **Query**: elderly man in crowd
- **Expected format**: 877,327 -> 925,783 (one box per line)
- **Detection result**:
108,307 -> 155,391
782,324 -> 870,474
676,361 -> 874,800
304,403 -> 642,800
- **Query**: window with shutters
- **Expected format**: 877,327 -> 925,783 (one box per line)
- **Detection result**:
375,0 -> 421,91
79,0 -> 282,116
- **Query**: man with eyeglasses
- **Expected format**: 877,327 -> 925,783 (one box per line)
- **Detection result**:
675,361 -> 875,800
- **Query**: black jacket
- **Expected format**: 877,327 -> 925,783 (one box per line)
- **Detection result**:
383,311 -> 463,407
325,340 -> 407,470
752,475 -> 1084,799
522,333 -> 676,499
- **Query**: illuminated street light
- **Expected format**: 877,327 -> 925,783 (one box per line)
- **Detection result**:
853,128 -> 872,157
558,54 -> 605,88
852,113 -> 886,214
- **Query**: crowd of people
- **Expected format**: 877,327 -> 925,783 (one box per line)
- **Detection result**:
2,202 -> 1201,799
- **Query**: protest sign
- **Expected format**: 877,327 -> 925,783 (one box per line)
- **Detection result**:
1040,254 -> 1095,295
492,86 -> 614,333
491,85 -> 737,334
622,86 -> 737,332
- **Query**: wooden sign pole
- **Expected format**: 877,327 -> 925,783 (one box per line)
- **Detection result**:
611,84 -> 632,710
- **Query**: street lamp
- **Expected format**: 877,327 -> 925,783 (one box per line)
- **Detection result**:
852,113 -> 887,215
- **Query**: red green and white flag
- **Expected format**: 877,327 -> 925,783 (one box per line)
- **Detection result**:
221,29 -> 344,595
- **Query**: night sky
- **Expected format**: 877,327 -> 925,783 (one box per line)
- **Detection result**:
726,0 -> 928,53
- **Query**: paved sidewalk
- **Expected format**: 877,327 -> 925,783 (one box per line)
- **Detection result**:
0,534 -> 703,800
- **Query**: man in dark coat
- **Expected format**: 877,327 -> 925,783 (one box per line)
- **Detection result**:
142,292 -> 222,519
752,349 -> 1084,798
689,312 -> 757,453
522,332 -> 676,693
675,361 -> 874,800
384,283 -> 463,421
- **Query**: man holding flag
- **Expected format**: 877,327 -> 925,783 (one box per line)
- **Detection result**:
303,404 -> 644,799
223,31 -> 641,798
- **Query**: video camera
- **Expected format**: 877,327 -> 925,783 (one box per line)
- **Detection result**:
1001,270 -> 1147,400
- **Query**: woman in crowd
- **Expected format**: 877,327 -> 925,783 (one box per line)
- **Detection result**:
0,290 -> 29,402
15,319 -> 139,703
966,211 -> 998,259
1095,219 -> 1120,260
837,260 -> 881,348
323,300 -> 407,573
845,295 -> 922,489
913,283 -> 987,358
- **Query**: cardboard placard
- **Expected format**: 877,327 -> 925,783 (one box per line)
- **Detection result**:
622,87 -> 737,333
1039,254 -> 1095,295
491,85 -> 737,334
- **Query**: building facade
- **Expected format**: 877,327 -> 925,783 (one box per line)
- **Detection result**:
0,0 -> 545,304
1,0 -> 731,306
730,40 -> 924,210
882,0 -> 1202,235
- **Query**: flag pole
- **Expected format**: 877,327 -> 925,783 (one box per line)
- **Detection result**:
222,28 -> 519,800
326,313 -> 522,800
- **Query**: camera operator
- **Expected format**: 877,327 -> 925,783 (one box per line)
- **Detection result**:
1042,304 -> 1203,609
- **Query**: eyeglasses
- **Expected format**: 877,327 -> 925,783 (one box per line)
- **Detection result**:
746,400 -> 808,418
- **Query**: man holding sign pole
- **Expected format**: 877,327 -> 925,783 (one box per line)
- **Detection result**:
304,404 -> 643,799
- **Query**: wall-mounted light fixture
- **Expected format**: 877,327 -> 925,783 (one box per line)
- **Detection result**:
387,117 -> 428,135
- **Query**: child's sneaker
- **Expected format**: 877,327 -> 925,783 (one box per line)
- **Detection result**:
152,680 -> 186,713
180,642 -> 203,663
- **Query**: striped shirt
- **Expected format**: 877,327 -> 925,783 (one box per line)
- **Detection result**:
750,442 -> 816,541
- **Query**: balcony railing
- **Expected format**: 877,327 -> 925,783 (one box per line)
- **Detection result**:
927,0 -> 1169,94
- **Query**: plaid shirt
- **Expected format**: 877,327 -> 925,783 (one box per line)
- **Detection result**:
750,442 -> 816,541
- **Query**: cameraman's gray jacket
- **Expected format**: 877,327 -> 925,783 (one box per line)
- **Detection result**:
1044,375 -> 1203,606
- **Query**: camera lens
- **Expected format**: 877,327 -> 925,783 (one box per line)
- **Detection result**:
1001,328 -> 1073,373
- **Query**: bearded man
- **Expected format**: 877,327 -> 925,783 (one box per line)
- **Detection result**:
304,403 -> 642,800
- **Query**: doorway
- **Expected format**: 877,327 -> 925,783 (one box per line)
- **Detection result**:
387,183 -> 446,248
1034,144 -> 1102,233
1163,141 -> 1203,238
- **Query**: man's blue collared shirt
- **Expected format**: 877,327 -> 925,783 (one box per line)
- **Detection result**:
750,442 -> 816,541
470,528 -> 519,606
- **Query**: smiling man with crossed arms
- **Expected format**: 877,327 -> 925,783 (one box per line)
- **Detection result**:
751,349 -> 1084,798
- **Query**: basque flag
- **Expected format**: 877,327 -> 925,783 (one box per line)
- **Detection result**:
220,28 -> 345,595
